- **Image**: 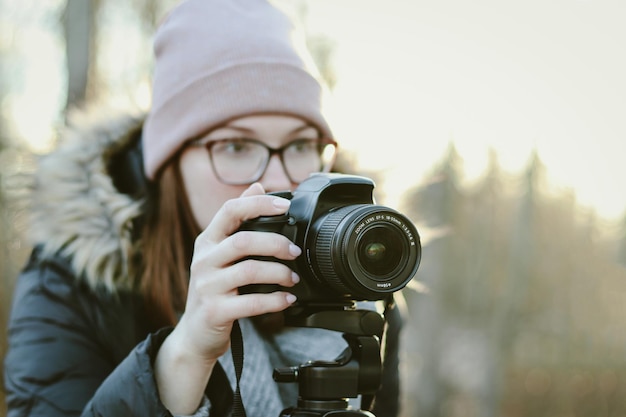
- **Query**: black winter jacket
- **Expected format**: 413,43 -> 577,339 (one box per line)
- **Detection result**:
5,248 -> 173,416
3,114 -> 402,417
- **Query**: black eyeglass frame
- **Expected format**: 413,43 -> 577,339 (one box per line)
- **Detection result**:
189,137 -> 338,185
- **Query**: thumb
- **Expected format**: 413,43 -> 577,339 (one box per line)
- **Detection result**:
240,182 -> 266,197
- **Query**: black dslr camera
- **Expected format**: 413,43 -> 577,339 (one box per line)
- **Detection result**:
239,173 -> 421,305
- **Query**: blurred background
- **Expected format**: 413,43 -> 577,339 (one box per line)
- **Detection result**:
1,0 -> 625,416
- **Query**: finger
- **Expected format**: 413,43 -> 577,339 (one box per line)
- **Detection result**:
240,182 -> 265,197
229,230 -> 301,259
200,194 -> 291,242
224,292 -> 297,318
213,259 -> 300,293
194,231 -> 301,269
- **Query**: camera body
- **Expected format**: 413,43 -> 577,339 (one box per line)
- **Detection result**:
239,173 -> 421,305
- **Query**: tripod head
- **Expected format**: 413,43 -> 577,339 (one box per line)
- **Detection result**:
274,303 -> 388,417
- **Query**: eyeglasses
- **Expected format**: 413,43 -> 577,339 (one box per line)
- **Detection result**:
189,137 -> 337,185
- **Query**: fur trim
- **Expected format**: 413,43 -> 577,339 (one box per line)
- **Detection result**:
30,111 -> 146,292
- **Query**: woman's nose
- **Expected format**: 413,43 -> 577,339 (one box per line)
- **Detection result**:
259,154 -> 295,192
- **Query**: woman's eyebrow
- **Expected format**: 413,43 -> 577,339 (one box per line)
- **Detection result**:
220,123 -> 317,136
213,125 -> 255,134
289,124 -> 318,135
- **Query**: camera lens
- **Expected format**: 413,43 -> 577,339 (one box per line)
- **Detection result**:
308,204 -> 421,300
358,227 -> 403,277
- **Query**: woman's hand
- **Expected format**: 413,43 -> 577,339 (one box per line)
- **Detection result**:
178,182 -> 300,360
155,183 -> 300,414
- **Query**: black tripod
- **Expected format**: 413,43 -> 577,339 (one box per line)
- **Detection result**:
274,305 -> 386,417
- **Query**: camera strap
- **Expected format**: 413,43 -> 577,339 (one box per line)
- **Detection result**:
230,319 -> 247,417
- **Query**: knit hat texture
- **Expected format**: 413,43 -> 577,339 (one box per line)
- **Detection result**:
142,0 -> 333,179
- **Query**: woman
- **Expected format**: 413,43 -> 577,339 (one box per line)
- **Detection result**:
4,0 -> 403,416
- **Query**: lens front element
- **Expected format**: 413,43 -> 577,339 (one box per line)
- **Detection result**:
357,226 -> 404,277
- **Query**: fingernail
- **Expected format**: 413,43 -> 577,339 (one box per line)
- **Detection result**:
286,294 -> 297,304
273,198 -> 290,210
289,244 -> 302,257
291,272 -> 300,284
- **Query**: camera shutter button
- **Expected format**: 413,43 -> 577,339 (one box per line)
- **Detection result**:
273,367 -> 299,383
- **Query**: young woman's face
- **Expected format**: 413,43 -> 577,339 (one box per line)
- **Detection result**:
179,114 -> 325,229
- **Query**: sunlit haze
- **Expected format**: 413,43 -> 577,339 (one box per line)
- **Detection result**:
303,0 -> 626,220
3,0 -> 625,220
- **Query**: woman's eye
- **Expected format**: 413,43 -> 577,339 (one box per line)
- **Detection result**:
290,140 -> 316,153
216,140 -> 254,154
225,142 -> 246,153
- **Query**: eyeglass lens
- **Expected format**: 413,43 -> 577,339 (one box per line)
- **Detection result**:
209,138 -> 336,184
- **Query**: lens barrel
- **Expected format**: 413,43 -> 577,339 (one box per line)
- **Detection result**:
309,204 -> 421,300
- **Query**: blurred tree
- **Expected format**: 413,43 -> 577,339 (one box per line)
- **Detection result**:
63,0 -> 99,112
483,150 -> 541,417
396,144 -> 626,417
617,213 -> 626,267
290,0 -> 337,90
132,0 -> 171,30
399,143 -> 465,417
0,27 -> 10,414
306,36 -> 337,90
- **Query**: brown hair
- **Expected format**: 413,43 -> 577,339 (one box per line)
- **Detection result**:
140,155 -> 201,329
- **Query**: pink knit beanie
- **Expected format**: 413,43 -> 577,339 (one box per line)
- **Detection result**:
142,0 -> 333,179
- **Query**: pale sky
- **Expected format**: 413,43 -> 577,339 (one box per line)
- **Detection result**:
302,0 -> 626,220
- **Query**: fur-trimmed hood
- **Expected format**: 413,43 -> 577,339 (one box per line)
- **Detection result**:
29,112 -> 147,293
